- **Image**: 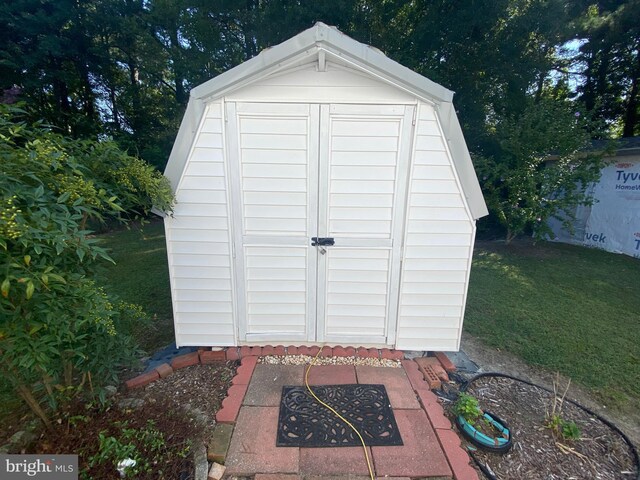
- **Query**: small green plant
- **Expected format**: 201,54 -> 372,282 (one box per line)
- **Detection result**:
453,393 -> 483,426
546,414 -> 581,440
561,419 -> 581,440
545,374 -> 581,441
87,420 -> 167,478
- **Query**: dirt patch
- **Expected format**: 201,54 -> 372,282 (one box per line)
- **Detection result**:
129,362 -> 237,433
30,361 -> 236,479
462,376 -> 636,480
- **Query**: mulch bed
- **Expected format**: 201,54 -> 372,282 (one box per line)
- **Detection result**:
33,361 -> 236,479
460,376 -> 637,480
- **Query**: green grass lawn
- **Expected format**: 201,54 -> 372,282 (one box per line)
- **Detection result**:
95,219 -> 174,352
465,240 -> 640,415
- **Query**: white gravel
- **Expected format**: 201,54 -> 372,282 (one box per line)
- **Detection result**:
259,354 -> 401,368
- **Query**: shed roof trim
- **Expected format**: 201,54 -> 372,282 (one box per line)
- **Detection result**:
190,22 -> 454,104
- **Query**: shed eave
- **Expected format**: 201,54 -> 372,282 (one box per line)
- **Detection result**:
190,22 -> 454,104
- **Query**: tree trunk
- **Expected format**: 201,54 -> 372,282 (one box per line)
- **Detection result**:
622,53 -> 639,137
128,56 -> 143,136
168,29 -> 187,105
109,83 -> 120,129
582,49 -> 596,112
16,384 -> 52,430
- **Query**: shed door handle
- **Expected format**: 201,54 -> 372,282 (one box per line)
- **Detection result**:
311,237 -> 335,246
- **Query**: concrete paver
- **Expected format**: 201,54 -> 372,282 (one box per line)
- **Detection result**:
371,409 -> 452,478
225,406 -> 299,475
300,446 -> 373,476
243,364 -> 304,406
355,366 -> 420,409
305,365 -> 357,385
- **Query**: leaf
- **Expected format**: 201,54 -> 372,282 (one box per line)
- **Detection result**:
76,248 -> 85,262
34,245 -> 43,255
47,273 -> 66,284
29,325 -> 43,335
1,279 -> 9,298
26,282 -> 35,299
24,255 -> 31,266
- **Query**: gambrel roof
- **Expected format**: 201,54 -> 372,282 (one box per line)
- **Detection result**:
165,22 -> 488,219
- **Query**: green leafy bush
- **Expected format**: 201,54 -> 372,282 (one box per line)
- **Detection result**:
453,393 -> 483,426
476,97 -> 606,243
0,105 -> 174,426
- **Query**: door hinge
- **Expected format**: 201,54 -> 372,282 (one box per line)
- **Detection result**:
411,107 -> 417,126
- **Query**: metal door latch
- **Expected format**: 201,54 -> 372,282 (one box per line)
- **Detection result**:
311,237 -> 335,246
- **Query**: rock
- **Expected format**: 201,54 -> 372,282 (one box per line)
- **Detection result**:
104,385 -> 118,398
193,443 -> 209,480
208,462 -> 226,480
8,430 -> 37,451
25,419 -> 42,432
117,398 -> 145,409
182,404 -> 210,426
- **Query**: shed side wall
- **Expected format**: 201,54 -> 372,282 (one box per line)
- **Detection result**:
396,102 -> 474,351
165,102 -> 235,346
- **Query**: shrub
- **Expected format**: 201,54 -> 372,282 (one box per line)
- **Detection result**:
0,105 -> 174,426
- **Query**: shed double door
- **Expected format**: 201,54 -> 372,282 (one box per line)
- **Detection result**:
227,102 -> 414,345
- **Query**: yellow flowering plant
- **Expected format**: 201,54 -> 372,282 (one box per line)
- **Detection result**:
0,105 -> 174,427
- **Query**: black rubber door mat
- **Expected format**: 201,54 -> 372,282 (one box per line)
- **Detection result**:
277,384 -> 403,447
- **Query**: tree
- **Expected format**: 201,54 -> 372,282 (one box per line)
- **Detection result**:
475,97 -> 605,243
0,106 -> 174,427
573,1 -> 640,137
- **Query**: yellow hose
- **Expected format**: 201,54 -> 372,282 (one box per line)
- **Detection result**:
304,346 -> 375,480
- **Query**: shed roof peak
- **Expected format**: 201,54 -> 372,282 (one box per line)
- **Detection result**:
189,22 -> 453,104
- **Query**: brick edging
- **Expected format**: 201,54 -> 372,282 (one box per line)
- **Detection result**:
215,356 -> 258,424
125,345 -> 406,390
401,357 -> 479,480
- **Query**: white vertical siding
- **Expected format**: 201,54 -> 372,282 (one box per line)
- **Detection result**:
318,105 -> 413,345
396,102 -> 474,351
165,102 -> 235,346
232,103 -> 317,341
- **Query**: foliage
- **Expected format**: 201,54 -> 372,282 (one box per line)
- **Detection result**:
546,415 -> 582,441
0,105 -> 174,426
86,420 -> 186,479
572,1 -> 640,138
475,97 -> 605,243
453,393 -> 483,426
0,1 -> 637,170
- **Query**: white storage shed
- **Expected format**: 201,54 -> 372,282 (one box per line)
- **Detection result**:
163,23 -> 488,351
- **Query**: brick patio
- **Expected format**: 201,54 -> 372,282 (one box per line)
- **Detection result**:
215,352 -> 479,479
